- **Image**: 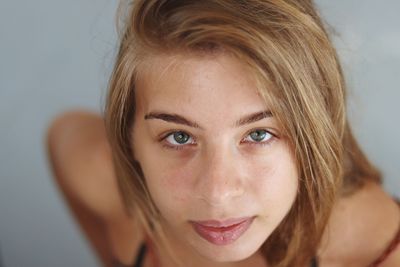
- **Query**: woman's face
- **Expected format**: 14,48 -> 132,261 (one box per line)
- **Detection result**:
132,52 -> 298,264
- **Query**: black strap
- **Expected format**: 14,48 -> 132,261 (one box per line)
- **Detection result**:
112,243 -> 147,267
310,257 -> 319,267
133,243 -> 147,267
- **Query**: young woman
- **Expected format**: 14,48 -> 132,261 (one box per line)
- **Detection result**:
47,0 -> 400,266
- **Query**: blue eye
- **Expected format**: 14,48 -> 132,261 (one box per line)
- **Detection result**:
161,129 -> 275,151
164,131 -> 194,146
243,129 -> 273,144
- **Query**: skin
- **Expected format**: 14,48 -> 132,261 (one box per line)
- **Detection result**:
131,52 -> 298,267
46,54 -> 400,267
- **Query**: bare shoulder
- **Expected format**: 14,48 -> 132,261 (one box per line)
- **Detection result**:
47,109 -> 126,221
47,110 -> 144,265
318,181 -> 400,266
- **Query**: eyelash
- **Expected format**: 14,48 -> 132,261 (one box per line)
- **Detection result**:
159,129 -> 277,151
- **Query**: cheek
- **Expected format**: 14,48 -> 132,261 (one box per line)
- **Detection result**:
248,148 -> 298,206
141,154 -> 194,207
163,167 -> 193,202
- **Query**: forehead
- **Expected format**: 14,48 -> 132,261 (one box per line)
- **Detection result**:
134,52 -> 269,116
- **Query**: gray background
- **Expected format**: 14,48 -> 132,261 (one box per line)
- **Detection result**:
0,0 -> 398,266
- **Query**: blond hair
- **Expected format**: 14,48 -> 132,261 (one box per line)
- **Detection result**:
104,1 -> 381,266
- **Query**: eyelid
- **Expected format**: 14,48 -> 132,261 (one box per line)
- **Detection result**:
159,128 -> 278,150
159,130 -> 197,150
241,128 -> 277,145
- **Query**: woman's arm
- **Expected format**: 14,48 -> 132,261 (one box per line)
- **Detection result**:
46,110 -> 133,266
318,182 -> 400,266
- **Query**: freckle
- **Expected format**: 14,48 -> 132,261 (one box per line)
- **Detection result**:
165,176 -> 180,188
175,195 -> 187,202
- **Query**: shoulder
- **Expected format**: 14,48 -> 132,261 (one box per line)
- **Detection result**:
47,110 -> 146,265
318,181 -> 400,266
46,109 -> 129,223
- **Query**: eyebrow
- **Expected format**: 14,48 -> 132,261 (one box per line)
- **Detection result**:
144,110 -> 273,129
235,110 -> 273,127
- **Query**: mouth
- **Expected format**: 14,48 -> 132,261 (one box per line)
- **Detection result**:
190,216 -> 255,246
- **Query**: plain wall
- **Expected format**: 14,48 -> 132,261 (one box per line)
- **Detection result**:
0,0 -> 399,266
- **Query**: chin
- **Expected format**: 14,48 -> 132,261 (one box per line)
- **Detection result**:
189,229 -> 266,263
211,246 -> 257,262
193,239 -> 262,263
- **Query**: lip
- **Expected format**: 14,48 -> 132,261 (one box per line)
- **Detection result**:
190,216 -> 255,246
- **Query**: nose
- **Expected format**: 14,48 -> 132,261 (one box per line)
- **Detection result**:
195,143 -> 245,206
